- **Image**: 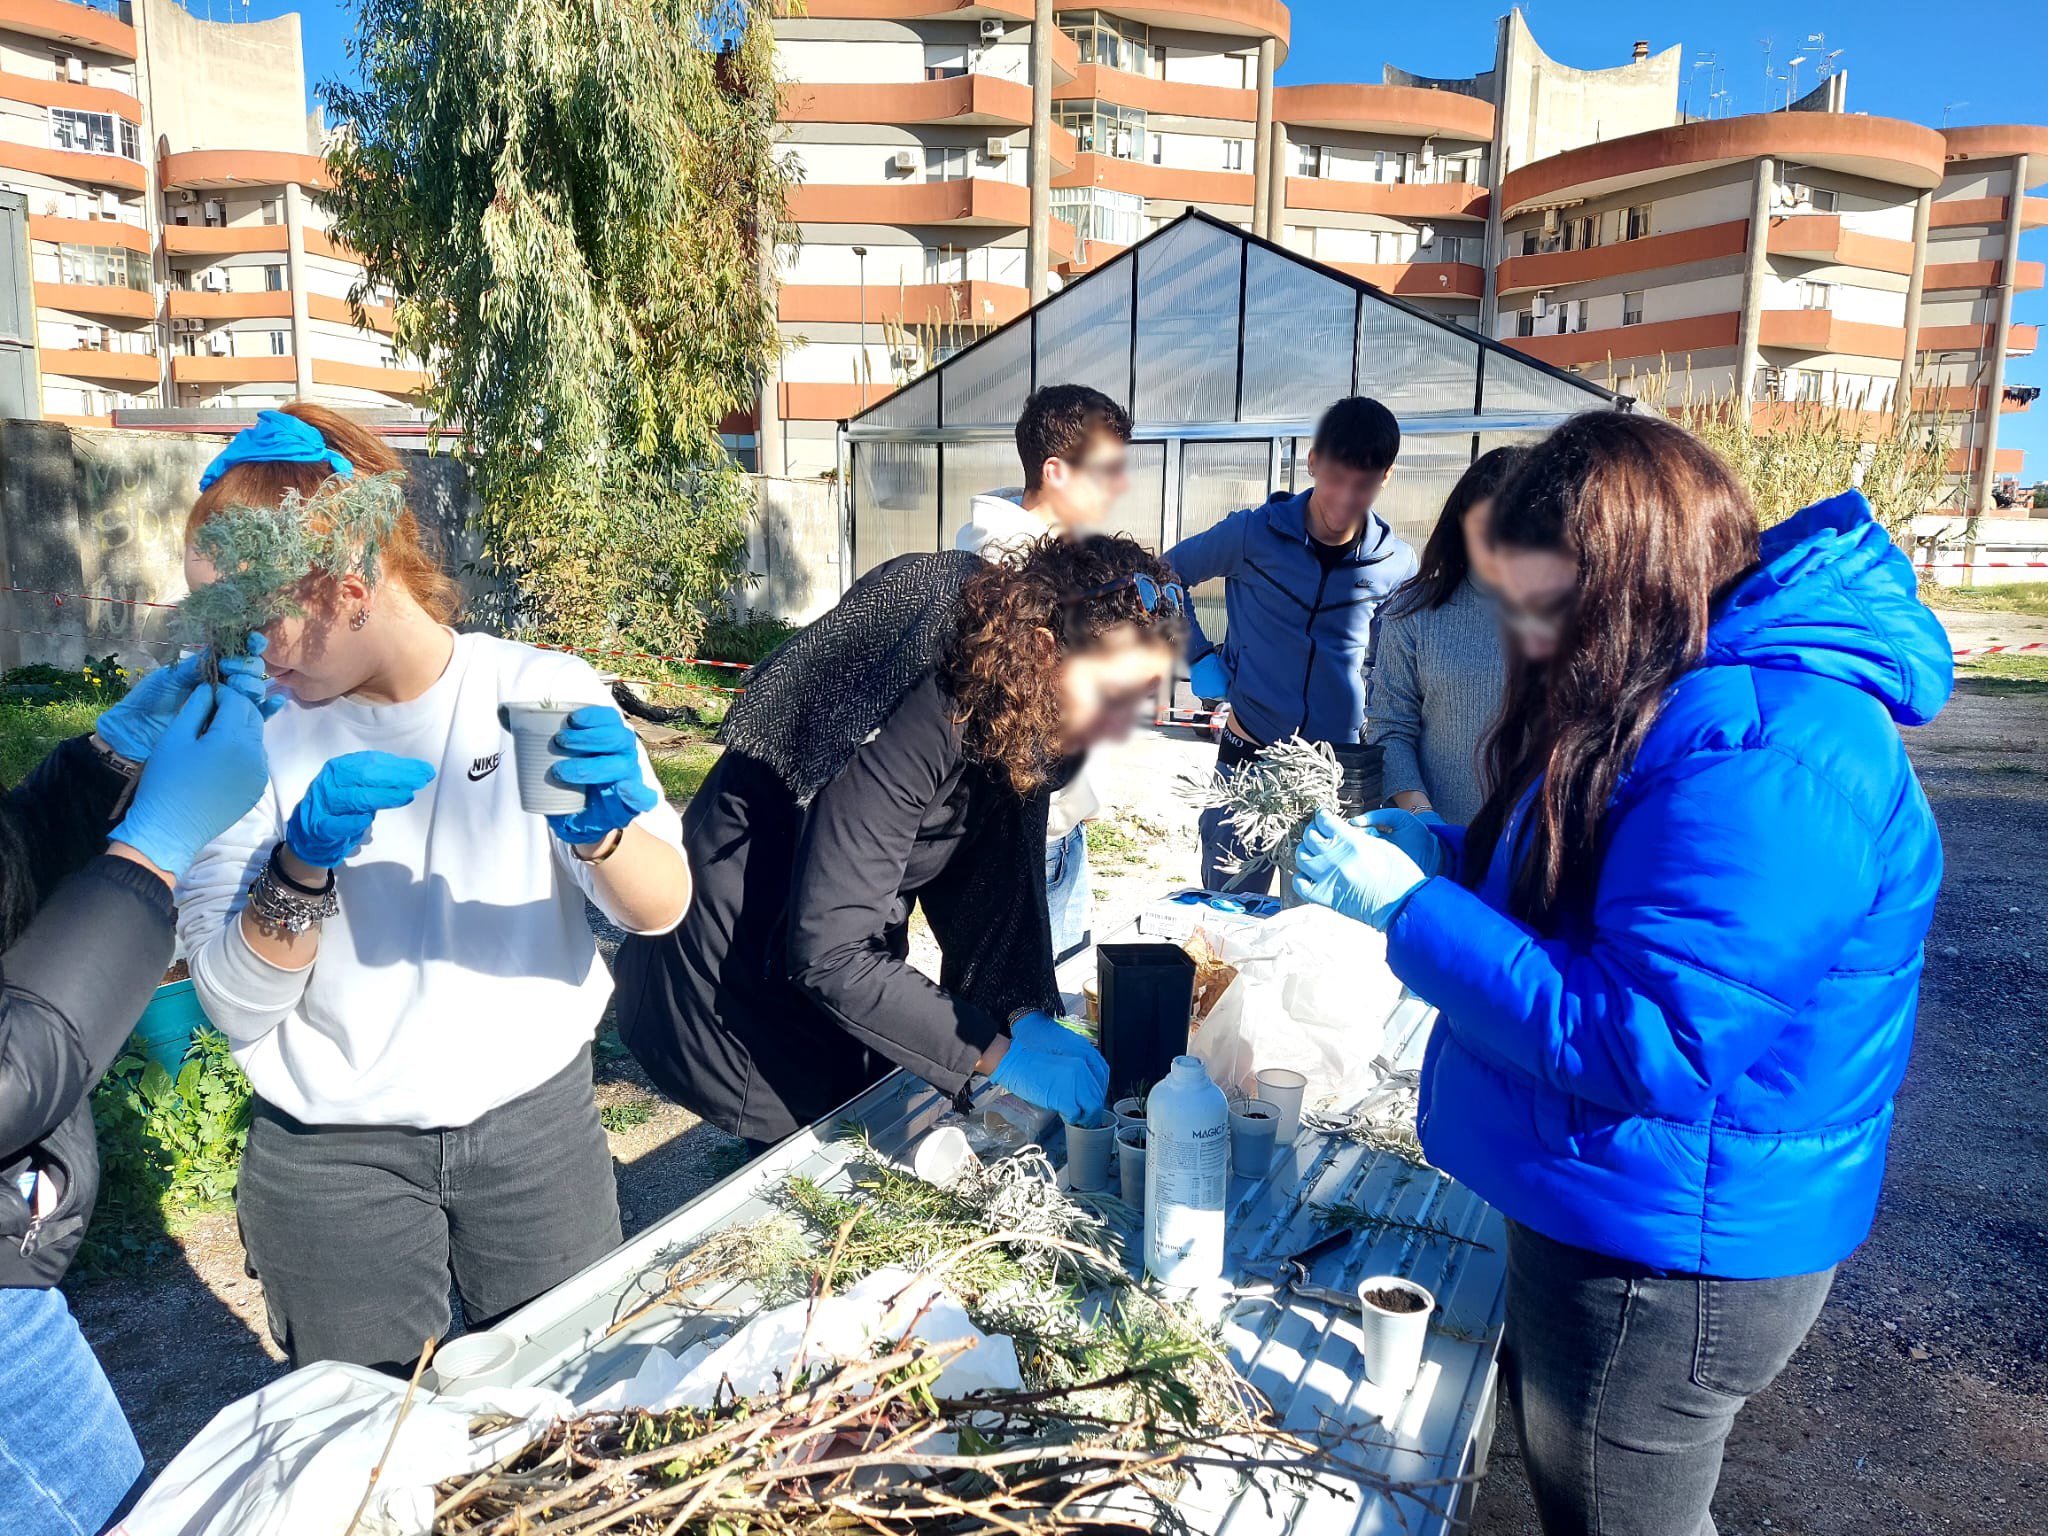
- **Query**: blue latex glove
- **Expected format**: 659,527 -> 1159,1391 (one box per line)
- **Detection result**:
109,686 -> 269,878
95,633 -> 280,760
1189,652 -> 1230,703
991,1036 -> 1109,1123
1009,1010 -> 1099,1059
286,751 -> 436,868
545,705 -> 660,846
1292,807 -> 1427,930
1349,807 -> 1445,879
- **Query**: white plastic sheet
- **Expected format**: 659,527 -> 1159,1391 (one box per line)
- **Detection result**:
1190,905 -> 1407,1108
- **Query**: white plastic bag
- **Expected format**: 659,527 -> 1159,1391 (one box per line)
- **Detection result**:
113,1363 -> 570,1536
1190,905 -> 1406,1110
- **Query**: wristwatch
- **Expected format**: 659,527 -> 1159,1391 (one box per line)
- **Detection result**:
245,844 -> 339,937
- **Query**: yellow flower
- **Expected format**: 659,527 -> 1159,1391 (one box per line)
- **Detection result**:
91,677 -> 102,687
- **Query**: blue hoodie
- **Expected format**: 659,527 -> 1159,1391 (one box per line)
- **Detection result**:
1166,488 -> 1418,746
1388,491 -> 1951,1279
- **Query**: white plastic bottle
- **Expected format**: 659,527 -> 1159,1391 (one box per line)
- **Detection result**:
1143,1055 -> 1229,1292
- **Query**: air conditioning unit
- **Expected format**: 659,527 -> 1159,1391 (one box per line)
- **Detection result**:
889,148 -> 918,174
200,270 -> 224,292
177,189 -> 198,204
207,335 -> 229,356
1531,289 -> 1552,320
984,136 -> 1010,161
172,317 -> 201,334
978,18 -> 1004,41
65,56 -> 84,83
1417,222 -> 1436,248
1541,207 -> 1560,236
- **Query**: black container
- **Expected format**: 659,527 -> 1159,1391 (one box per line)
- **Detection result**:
1332,742 -> 1386,817
1097,942 -> 1198,1102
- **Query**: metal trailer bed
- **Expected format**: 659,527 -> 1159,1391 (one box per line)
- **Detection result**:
491,920 -> 1506,1534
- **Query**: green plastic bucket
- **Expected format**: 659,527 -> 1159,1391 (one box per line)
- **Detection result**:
134,979 -> 206,1072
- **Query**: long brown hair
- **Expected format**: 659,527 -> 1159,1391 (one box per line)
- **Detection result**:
185,401 -> 462,624
946,533 -> 1186,793
1464,412 -> 1758,925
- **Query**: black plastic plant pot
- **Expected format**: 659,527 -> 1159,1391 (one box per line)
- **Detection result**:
1332,742 -> 1386,818
1096,942 -> 1198,1102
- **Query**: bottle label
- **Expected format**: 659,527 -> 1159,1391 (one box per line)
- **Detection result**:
1148,1121 -> 1227,1283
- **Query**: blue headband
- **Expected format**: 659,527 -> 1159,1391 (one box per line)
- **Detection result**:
198,410 -> 355,491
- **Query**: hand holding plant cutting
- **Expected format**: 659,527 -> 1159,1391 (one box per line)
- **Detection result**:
990,1032 -> 1108,1122
1350,805 -> 1447,879
285,752 -> 437,868
95,634 -> 280,762
109,687 -> 270,879
542,705 -> 660,846
1292,807 -> 1427,930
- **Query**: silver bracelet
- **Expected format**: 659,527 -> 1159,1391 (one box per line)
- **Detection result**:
246,848 -> 339,937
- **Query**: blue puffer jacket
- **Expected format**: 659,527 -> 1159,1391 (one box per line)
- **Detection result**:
1166,489 -> 1417,747
1389,490 -> 1950,1279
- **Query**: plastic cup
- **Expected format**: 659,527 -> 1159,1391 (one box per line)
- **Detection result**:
497,701 -> 586,815
911,1125 -> 976,1187
1357,1276 -> 1435,1397
1112,1096 -> 1148,1136
432,1330 -> 519,1393
1254,1067 -> 1308,1147
1064,1116 -> 1114,1193
1116,1123 -> 1147,1205
1229,1097 -> 1279,1178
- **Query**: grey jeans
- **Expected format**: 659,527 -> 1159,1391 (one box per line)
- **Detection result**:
1501,1219 -> 1835,1536
236,1044 -> 622,1373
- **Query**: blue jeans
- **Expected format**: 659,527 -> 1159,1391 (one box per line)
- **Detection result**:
1045,824 -> 1092,964
0,1286 -> 142,1535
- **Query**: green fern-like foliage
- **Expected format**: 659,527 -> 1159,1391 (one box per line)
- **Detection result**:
176,471 -> 407,658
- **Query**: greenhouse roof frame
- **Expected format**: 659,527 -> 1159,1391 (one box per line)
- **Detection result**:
840,207 -> 1629,446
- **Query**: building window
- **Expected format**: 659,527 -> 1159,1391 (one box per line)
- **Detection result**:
1053,100 -> 1145,161
1516,310 -> 1536,338
1222,138 -> 1244,172
51,108 -> 119,158
1623,204 -> 1652,240
923,43 -> 966,80
264,264 -> 285,291
1152,44 -> 1166,78
58,243 -> 150,291
1622,290 -> 1645,326
1058,10 -> 1150,75
1049,185 -> 1143,251
924,243 -> 967,283
1796,279 -> 1832,309
269,330 -> 289,356
1294,143 -> 1323,178
262,198 -> 283,226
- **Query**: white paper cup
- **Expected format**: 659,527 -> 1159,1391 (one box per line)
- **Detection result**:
432,1330 -> 519,1393
497,701 -> 586,815
1229,1097 -> 1279,1178
1064,1117 -> 1114,1193
1356,1275 -> 1435,1397
1116,1123 -> 1147,1205
1254,1067 -> 1308,1146
911,1124 -> 976,1187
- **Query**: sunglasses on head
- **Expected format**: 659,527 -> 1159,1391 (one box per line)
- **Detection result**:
1064,572 -> 1187,616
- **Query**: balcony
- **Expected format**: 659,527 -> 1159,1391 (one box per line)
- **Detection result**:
778,379 -> 875,423
1504,312 -> 1740,369
1496,220 -> 1749,296
1757,309 -> 1905,359
168,290 -> 293,321
310,358 -> 427,396
1924,259 -> 2046,293
1284,176 -> 1488,221
783,75 -> 1034,130
1060,154 -> 1252,209
160,150 -> 330,192
788,181 -> 1076,258
1324,261 -> 1484,300
7,0 -> 136,60
0,71 -> 142,123
301,227 -> 365,263
0,139 -> 144,192
28,213 -> 148,252
1916,321 -> 2040,357
1765,215 -> 1915,274
164,223 -> 291,256
1930,195 -> 2048,231
1275,84 -> 1494,143
779,280 -> 1030,328
41,345 -> 157,385
308,293 -> 397,333
170,355 -> 297,385
1054,65 -> 1254,123
1946,446 -> 2024,476
34,280 -> 152,321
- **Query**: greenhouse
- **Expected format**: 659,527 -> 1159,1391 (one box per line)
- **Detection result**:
841,210 -> 1625,649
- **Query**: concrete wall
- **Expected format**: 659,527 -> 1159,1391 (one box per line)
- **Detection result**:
0,421 -> 845,670
1496,12 -> 1680,176
142,5 -> 311,155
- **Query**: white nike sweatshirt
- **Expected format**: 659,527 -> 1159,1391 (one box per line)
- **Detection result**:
176,632 -> 686,1129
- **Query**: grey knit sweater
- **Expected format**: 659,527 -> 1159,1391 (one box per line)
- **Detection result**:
1365,575 -> 1506,826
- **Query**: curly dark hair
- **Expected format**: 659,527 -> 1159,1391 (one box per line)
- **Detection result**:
946,533 -> 1187,793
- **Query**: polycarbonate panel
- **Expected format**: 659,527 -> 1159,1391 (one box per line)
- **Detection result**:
1356,302 -> 1479,417
1103,440 -> 1166,552
1134,219 -> 1242,424
1035,253 -> 1134,405
851,441 -> 938,575
1173,439 -> 1271,648
939,440 -> 1025,549
1369,432 -> 1474,550
1478,347 -> 1612,419
1240,245 -> 1354,422
941,322 -> 1031,428
862,371 -> 937,430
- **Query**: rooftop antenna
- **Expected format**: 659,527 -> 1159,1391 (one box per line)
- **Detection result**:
1685,53 -> 1718,119
1941,100 -> 1969,128
1786,53 -> 1808,108
1759,36 -> 1775,113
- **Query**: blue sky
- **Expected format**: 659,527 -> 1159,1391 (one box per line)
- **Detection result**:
215,0 -> 2048,480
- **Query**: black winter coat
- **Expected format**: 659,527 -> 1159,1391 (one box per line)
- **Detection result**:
0,735 -> 175,1286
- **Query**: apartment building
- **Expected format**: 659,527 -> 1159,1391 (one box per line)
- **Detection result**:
761,6 -> 2044,506
0,0 -> 422,424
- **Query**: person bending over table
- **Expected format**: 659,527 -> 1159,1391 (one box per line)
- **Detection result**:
177,405 -> 690,1373
616,535 -> 1187,1146
1290,411 -> 1948,1536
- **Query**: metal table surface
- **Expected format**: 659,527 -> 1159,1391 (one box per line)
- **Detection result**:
493,921 -> 1505,1535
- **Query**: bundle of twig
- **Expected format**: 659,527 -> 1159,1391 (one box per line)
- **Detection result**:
1180,735 -> 1343,887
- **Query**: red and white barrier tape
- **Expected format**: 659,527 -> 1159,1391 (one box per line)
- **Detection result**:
1953,641 -> 2048,659
1921,560 -> 2048,571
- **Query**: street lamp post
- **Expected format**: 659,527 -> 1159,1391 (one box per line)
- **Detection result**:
852,244 -> 868,411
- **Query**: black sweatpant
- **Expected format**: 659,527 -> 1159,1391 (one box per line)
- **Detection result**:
235,1044 -> 622,1373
